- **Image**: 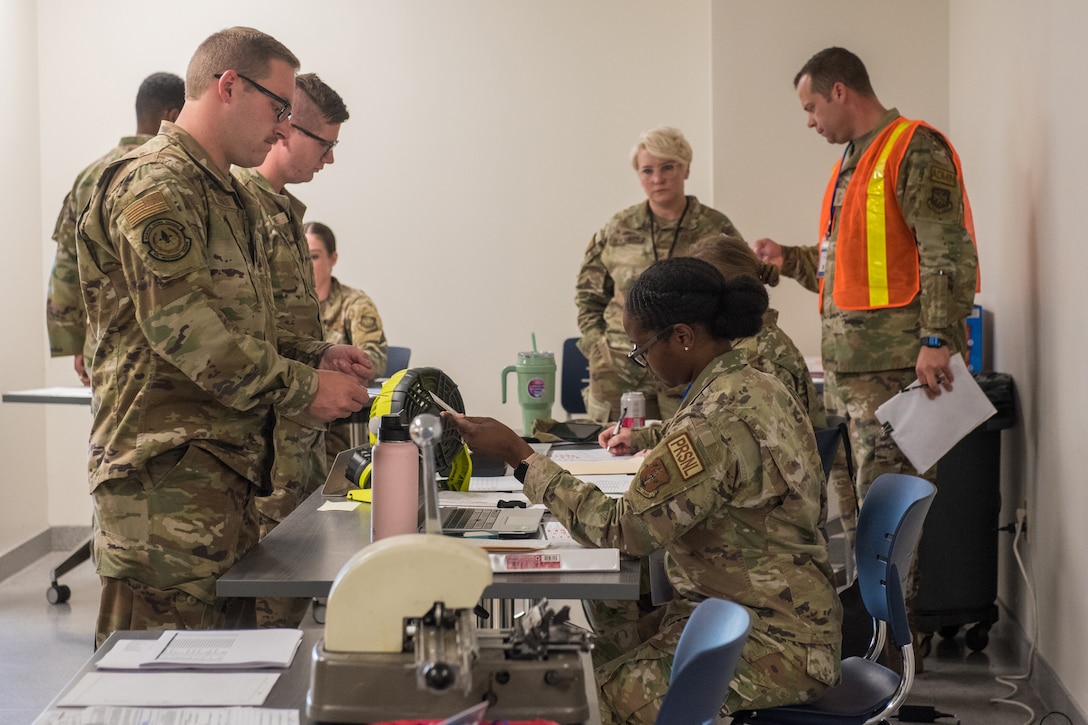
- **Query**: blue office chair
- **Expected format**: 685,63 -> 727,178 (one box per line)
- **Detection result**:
385,346 -> 411,376
561,337 -> 589,416
732,473 -> 937,725
655,598 -> 751,725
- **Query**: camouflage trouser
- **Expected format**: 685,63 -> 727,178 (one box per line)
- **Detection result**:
92,444 -> 260,648
97,576 -> 255,649
594,602 -> 837,723
584,340 -> 683,425
824,368 -> 935,601
585,557 -> 656,664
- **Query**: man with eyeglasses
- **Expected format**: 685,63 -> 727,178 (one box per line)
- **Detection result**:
76,27 -> 372,647
47,72 -> 185,386
232,72 -> 362,628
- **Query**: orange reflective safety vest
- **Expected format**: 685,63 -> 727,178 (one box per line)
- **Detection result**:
817,118 -> 977,311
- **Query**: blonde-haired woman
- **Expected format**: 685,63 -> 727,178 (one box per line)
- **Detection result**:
575,126 -> 742,424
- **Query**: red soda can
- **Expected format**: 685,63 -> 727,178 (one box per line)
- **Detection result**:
620,391 -> 646,428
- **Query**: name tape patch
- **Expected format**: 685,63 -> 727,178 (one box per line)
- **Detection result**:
666,432 -> 705,481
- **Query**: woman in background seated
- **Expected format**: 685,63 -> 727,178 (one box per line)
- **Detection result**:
306,221 -> 389,464
447,257 -> 841,723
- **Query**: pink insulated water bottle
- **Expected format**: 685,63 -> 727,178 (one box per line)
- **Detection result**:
370,415 -> 420,541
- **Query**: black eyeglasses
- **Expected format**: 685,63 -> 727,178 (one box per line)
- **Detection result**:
214,72 -> 292,122
291,123 -> 339,156
627,326 -> 674,368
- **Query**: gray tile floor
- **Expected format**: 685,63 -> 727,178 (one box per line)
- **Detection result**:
0,548 -> 1057,725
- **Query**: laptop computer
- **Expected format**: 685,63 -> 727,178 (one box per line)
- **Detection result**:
324,443 -> 544,538
437,505 -> 544,539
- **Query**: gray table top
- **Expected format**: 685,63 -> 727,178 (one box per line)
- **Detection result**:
2,386 -> 92,405
39,626 -> 601,724
218,489 -> 640,601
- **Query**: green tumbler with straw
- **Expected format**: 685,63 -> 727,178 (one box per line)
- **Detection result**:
501,334 -> 556,435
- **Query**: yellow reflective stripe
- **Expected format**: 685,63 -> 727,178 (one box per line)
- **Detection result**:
864,121 -> 911,307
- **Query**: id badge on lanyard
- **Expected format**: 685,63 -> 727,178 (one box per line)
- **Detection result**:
819,185 -> 847,279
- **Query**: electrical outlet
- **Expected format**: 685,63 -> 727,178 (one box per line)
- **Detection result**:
1016,501 -> 1028,542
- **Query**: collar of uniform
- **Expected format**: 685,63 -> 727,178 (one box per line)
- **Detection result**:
679,348 -> 748,414
322,276 -> 345,317
844,107 -> 902,170
158,120 -> 237,192
118,134 -> 153,147
638,195 -> 700,228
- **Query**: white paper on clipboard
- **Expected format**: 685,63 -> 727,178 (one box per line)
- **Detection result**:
875,353 -> 997,473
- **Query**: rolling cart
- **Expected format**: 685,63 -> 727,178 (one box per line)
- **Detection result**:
914,372 -> 1016,653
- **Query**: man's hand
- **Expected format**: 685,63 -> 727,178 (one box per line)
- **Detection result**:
753,238 -> 785,268
73,354 -> 90,387
598,426 -> 633,455
306,369 -> 371,421
441,413 -> 534,467
915,345 -> 953,400
320,344 -> 375,384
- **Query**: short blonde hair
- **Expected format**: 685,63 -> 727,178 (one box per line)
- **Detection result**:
630,126 -> 693,169
685,234 -> 780,288
186,26 -> 299,99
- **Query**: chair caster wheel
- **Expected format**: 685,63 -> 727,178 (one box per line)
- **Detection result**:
47,583 -> 71,605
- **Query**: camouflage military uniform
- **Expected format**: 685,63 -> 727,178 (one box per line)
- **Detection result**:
587,313 -> 827,637
574,197 -> 741,423
781,110 -> 978,545
522,350 -> 842,723
47,135 -> 153,363
77,122 -> 331,646
234,167 -> 328,629
322,276 -> 387,463
735,308 -> 826,430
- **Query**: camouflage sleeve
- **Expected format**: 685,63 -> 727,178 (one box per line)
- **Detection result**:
343,291 -> 388,377
573,225 -> 613,357
780,245 -> 821,293
46,187 -> 88,357
629,423 -> 664,452
274,326 -> 332,368
107,175 -> 319,417
898,129 -> 979,339
523,420 -> 754,556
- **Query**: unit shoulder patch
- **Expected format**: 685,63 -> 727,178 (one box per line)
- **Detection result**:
142,218 -> 192,262
638,458 -> 670,494
927,187 -> 954,215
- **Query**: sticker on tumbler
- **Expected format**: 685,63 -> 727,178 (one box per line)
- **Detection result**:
527,378 -> 547,399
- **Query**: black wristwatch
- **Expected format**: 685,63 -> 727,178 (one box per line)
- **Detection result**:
513,460 -> 531,483
920,336 -> 946,348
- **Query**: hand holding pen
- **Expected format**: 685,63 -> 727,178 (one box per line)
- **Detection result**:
598,409 -> 634,456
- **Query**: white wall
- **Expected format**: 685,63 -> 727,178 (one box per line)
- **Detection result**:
4,0 -> 1085,716
951,0 -> 1088,713
1,1 -> 49,551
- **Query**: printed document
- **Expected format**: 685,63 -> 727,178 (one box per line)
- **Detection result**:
875,353 -> 997,472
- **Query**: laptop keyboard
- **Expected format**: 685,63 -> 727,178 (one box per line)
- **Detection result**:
444,507 -> 501,530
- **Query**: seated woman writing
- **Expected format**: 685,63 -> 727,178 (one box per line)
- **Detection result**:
446,257 -> 841,724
